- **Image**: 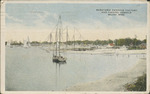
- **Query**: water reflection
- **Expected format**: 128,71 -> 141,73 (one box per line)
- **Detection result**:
53,61 -> 67,90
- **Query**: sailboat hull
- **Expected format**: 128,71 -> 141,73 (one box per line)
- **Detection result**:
53,56 -> 66,63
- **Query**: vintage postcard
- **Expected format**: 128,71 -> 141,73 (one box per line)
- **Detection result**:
0,1 -> 149,94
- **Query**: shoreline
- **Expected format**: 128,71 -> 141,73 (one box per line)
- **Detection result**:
6,46 -> 146,55
66,58 -> 146,91
66,49 -> 146,55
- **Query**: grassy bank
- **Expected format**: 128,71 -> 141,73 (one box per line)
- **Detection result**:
124,73 -> 146,91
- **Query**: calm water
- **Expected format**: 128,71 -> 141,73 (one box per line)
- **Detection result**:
5,46 -> 145,91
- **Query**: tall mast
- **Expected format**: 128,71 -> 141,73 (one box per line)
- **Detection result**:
27,36 -> 30,46
50,33 -> 54,55
66,26 -> 68,49
73,27 -> 75,50
135,35 -> 137,47
58,15 -> 62,56
55,25 -> 58,56
59,28 -> 61,56
50,33 -> 52,43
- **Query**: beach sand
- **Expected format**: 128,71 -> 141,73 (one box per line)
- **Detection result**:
66,58 -> 146,91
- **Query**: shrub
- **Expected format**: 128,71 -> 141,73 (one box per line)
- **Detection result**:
124,74 -> 146,91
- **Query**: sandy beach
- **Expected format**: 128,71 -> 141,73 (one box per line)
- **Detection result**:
66,58 -> 146,91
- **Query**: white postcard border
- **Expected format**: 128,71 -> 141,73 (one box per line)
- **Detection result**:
1,1 -> 150,94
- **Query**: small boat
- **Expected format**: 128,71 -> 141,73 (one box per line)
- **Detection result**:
120,45 -> 127,50
53,56 -> 67,62
7,41 -> 13,48
23,36 -> 31,48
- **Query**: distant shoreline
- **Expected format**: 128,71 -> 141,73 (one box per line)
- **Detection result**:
66,58 -> 146,91
67,49 -> 146,55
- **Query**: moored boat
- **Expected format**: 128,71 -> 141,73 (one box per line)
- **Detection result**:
52,15 -> 67,63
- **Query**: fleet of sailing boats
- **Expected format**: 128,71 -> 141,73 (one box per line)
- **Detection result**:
7,15 -> 138,63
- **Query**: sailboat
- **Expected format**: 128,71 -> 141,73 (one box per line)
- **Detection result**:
7,41 -> 13,48
7,41 -> 11,47
23,40 -> 28,48
27,36 -> 31,47
52,15 -> 67,63
23,36 -> 31,48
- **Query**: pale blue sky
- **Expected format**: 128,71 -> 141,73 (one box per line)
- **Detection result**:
5,3 -> 148,41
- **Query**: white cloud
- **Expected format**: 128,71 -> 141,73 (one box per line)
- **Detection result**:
33,11 -> 58,27
6,13 -> 23,23
114,16 -> 146,29
5,12 -> 147,42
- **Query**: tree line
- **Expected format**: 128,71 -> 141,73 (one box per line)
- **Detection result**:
6,38 -> 146,46
66,38 -> 146,46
